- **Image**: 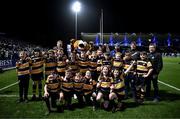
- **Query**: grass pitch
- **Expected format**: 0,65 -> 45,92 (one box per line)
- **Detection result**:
0,57 -> 180,118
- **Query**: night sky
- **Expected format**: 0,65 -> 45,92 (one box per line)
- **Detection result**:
0,0 -> 179,47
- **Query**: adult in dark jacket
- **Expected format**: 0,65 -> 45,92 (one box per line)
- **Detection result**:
129,41 -> 140,60
146,43 -> 163,102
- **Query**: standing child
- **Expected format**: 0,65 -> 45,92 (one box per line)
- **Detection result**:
88,51 -> 98,81
56,49 -> 67,77
31,48 -> 44,100
16,51 -> 31,103
136,51 -> 153,103
112,52 -> 124,70
96,50 -> 103,77
102,52 -> 112,70
66,52 -> 79,76
77,51 -> 89,76
123,50 -> 136,101
44,50 -> 57,80
109,61 -> 135,113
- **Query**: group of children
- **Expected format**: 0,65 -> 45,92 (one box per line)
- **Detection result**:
16,40 -> 154,115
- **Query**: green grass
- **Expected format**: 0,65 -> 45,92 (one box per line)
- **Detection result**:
159,57 -> 180,88
0,57 -> 180,118
0,70 -> 17,88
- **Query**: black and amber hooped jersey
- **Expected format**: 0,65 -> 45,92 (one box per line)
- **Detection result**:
30,56 -> 44,75
68,61 -> 79,73
136,60 -> 152,74
61,78 -> 74,92
16,59 -> 30,77
46,78 -> 61,93
44,57 -> 57,76
56,56 -> 67,73
123,59 -> 134,71
99,76 -> 113,93
102,59 -> 112,67
77,57 -> 88,73
112,58 -> 124,69
111,74 -> 125,95
88,58 -> 98,71
73,79 -> 84,92
83,77 -> 94,95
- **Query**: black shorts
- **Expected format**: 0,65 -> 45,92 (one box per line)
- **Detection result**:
31,73 -> 43,80
114,92 -> 125,100
18,74 -> 30,80
58,72 -> 65,77
48,92 -> 59,99
99,89 -> 110,100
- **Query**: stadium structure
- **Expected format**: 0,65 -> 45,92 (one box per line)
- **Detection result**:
81,32 -> 180,53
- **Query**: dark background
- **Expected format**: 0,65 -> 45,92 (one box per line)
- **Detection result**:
0,0 -> 179,47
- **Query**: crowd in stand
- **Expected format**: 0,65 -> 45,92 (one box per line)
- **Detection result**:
0,36 -> 46,61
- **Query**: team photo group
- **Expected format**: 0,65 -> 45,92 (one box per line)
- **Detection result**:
16,39 -> 163,115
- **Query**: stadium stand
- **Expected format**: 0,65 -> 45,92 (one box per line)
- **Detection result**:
81,33 -> 180,54
0,35 -> 47,70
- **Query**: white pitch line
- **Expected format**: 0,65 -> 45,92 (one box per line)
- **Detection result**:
158,80 -> 180,91
0,79 -> 179,97
0,94 -> 33,97
0,94 -> 18,97
3,67 -> 16,71
0,81 -> 19,91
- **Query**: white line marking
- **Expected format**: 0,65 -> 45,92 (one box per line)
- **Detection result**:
0,95 -> 18,97
158,80 -> 180,91
0,80 -> 179,98
0,81 -> 19,91
163,62 -> 179,65
3,67 -> 16,71
0,95 -> 33,97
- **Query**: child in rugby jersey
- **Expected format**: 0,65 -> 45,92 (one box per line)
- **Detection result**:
16,51 -> 31,103
83,70 -> 97,111
96,66 -> 113,110
109,62 -> 135,113
135,51 -> 153,103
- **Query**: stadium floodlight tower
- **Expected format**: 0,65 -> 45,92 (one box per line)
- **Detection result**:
72,1 -> 81,40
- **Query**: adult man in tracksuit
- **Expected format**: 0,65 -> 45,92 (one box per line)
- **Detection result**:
146,43 -> 163,102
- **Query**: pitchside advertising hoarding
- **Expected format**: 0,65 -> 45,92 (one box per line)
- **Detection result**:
0,59 -> 16,68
